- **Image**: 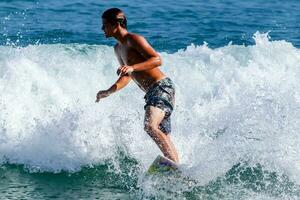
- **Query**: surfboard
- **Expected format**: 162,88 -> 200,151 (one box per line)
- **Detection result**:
147,155 -> 179,174
146,155 -> 199,186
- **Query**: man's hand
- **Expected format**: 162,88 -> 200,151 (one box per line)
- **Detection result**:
95,90 -> 110,103
117,65 -> 134,76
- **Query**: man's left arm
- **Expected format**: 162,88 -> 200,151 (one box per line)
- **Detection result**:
118,35 -> 162,75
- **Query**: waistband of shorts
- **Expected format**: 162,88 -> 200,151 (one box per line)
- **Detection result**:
147,77 -> 172,92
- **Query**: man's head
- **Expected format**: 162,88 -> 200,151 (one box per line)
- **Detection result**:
101,8 -> 127,37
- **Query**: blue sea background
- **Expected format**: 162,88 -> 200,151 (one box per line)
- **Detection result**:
1,0 -> 299,50
1,0 -> 300,199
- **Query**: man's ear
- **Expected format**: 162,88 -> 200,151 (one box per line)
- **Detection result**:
115,22 -> 121,29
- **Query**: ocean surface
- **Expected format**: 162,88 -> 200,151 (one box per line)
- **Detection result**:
1,0 -> 300,199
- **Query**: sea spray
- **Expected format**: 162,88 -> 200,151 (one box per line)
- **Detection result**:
1,33 -> 300,199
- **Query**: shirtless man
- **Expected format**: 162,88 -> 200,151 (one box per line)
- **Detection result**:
96,8 -> 179,163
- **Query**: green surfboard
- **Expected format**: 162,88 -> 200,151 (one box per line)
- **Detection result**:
147,155 -> 179,174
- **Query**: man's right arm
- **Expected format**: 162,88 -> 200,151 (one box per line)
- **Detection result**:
95,44 -> 131,102
106,75 -> 131,94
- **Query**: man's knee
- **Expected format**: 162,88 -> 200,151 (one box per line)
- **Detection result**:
144,123 -> 158,135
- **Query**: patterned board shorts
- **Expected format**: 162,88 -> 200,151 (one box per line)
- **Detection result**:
144,77 -> 175,134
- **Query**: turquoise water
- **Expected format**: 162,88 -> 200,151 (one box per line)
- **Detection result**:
1,0 -> 300,199
2,156 -> 300,199
1,153 -> 138,199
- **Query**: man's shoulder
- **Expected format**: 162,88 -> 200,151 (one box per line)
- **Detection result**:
127,33 -> 147,46
127,33 -> 143,39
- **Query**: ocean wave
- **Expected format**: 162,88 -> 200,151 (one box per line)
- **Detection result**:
1,32 -> 300,191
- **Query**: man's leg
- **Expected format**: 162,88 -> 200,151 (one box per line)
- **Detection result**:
166,134 -> 178,162
144,106 -> 179,163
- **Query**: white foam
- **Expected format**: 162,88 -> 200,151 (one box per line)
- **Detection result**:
0,33 -> 300,190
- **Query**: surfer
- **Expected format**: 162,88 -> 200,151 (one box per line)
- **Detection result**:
96,8 -> 179,163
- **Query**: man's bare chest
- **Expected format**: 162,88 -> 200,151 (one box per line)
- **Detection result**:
120,46 -> 144,65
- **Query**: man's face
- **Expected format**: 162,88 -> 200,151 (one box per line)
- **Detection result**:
102,18 -> 115,38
